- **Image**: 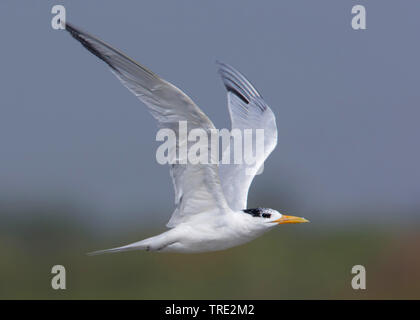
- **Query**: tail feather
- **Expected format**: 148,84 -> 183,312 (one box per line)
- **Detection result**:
87,231 -> 175,255
87,240 -> 150,256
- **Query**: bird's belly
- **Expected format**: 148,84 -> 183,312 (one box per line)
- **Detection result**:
161,226 -> 263,253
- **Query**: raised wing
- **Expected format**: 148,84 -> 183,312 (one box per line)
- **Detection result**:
65,23 -> 229,227
217,62 -> 278,211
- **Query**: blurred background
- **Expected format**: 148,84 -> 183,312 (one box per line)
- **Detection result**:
0,0 -> 419,299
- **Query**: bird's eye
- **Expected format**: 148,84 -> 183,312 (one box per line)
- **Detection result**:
262,213 -> 271,218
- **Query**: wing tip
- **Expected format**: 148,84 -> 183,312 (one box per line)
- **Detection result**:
63,21 -> 78,36
63,21 -> 120,72
215,59 -> 228,70
216,60 -> 262,103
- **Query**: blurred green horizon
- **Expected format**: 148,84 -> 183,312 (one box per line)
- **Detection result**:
1,202 -> 419,299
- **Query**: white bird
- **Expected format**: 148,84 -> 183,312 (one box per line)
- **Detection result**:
65,23 -> 309,254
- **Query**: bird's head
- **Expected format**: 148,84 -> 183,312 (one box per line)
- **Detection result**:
242,208 -> 309,230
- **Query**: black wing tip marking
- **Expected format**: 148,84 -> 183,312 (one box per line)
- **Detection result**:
216,60 -> 263,104
217,61 -> 268,112
64,22 -> 85,42
64,22 -> 118,72
226,84 -> 249,104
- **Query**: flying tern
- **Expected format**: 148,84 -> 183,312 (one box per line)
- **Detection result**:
64,23 -> 309,254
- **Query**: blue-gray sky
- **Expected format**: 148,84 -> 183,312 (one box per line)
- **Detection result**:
1,1 -> 419,226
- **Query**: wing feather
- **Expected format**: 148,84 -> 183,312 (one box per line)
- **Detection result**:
217,62 -> 278,211
65,23 -> 229,227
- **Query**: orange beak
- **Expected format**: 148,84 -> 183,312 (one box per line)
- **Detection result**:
272,215 -> 309,225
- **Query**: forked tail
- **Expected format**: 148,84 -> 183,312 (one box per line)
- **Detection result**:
87,231 -> 175,255
87,239 -> 151,256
